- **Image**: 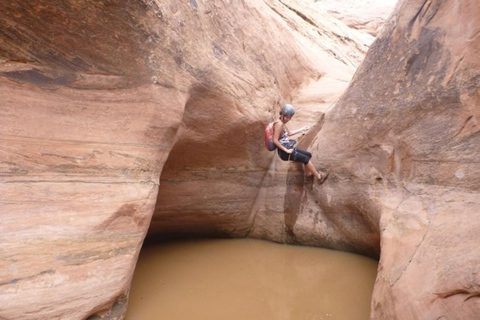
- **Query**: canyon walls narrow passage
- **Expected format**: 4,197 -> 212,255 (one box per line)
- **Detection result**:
0,1 -> 368,319
3,0 -> 478,319
304,0 -> 480,318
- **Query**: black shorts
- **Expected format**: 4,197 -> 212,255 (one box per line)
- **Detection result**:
277,148 -> 312,164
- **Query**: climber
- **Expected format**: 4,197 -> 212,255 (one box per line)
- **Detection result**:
273,103 -> 328,183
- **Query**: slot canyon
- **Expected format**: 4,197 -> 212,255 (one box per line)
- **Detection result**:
1,0 -> 479,319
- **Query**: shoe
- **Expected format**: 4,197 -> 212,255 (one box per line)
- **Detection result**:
317,171 -> 329,184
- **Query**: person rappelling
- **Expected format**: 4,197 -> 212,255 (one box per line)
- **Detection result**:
265,103 -> 328,183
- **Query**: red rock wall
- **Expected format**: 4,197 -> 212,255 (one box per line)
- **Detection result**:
4,0 -> 477,319
305,0 -> 480,318
149,0 -> 369,240
0,0 -> 329,319
0,1 -> 182,319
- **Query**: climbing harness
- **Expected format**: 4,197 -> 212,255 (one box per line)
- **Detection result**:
287,133 -> 306,161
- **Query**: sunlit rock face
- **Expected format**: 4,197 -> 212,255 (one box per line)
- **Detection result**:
302,0 -> 480,318
313,0 -> 398,37
0,0 -> 338,319
3,0 -> 478,319
150,0 -> 371,240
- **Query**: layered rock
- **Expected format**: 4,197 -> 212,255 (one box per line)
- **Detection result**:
0,1 -> 308,319
0,0 -> 368,319
0,1 -> 182,319
296,0 -> 480,318
2,0 -> 477,319
312,0 -> 398,37
150,0 -> 371,240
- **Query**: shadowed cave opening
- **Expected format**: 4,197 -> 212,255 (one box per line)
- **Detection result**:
126,81 -> 382,319
5,0 -> 480,319
127,79 -> 382,320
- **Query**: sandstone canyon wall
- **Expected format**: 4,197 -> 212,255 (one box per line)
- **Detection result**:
304,0 -> 480,318
149,0 -> 372,241
2,0 -> 478,319
313,0 -> 398,37
156,0 -> 480,318
0,0 -> 369,319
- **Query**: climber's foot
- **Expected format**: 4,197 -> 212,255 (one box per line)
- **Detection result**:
317,171 -> 329,184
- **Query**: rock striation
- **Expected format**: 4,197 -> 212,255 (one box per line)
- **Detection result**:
0,0 -> 369,319
251,0 -> 480,318
313,0 -> 398,37
2,0 -> 478,319
149,0 -> 371,241
297,0 -> 480,318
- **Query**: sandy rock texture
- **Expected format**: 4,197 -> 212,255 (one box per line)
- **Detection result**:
0,0 -> 353,319
151,0 -> 371,240
298,0 -> 480,318
313,0 -> 398,37
2,0 -> 478,319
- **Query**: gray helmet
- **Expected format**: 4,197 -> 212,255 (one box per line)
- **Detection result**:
281,104 -> 295,117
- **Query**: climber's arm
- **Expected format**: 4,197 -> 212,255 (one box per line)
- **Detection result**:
287,125 -> 309,136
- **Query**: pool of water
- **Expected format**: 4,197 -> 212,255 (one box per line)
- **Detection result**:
125,238 -> 378,320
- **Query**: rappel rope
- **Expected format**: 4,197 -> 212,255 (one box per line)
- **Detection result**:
286,98 -> 339,161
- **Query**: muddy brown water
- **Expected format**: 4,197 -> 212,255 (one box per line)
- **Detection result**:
125,238 -> 378,320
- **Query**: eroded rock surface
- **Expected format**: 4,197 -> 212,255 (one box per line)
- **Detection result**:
0,0 -> 368,319
2,0 -> 478,319
301,0 -> 480,318
313,0 -> 398,37
150,0 -> 371,240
